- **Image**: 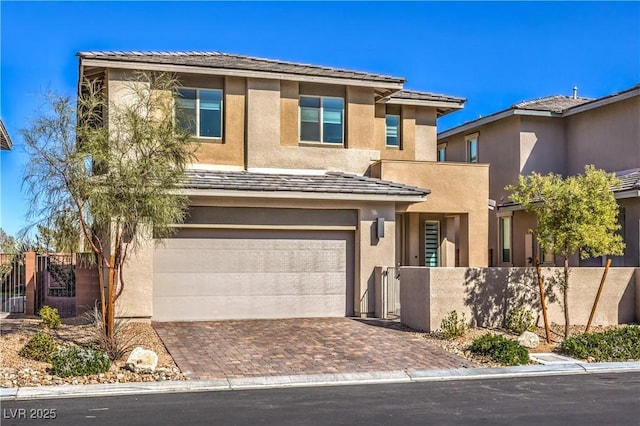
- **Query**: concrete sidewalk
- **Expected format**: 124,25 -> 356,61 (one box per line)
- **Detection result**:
2,361 -> 640,401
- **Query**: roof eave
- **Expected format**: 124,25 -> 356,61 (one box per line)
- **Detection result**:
79,57 -> 405,91
181,188 -> 428,202
615,189 -> 640,199
438,109 -> 559,139
384,98 -> 466,109
0,120 -> 13,150
563,87 -> 640,117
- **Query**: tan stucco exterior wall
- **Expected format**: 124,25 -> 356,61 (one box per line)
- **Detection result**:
519,116 -> 566,176
618,198 -> 640,267
400,266 -> 638,332
566,96 -> 640,176
415,107 -> 438,162
370,160 -> 489,266
346,86 -> 375,150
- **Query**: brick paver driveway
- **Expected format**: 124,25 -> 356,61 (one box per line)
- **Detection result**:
153,318 -> 476,380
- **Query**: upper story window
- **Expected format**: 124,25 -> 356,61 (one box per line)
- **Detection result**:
385,114 -> 400,147
437,143 -> 446,162
176,88 -> 223,139
300,96 -> 344,144
466,133 -> 479,163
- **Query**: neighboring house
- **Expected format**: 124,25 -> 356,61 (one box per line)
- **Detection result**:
0,119 -> 13,150
77,51 -> 489,321
438,85 -> 640,267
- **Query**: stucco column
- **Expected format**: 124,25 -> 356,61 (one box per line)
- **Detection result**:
443,215 -> 458,267
24,252 -> 36,315
355,203 -> 396,317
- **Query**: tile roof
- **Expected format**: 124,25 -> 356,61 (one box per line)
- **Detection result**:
389,90 -> 466,104
513,95 -> 593,113
182,170 -> 429,197
77,51 -> 405,84
613,169 -> 640,192
499,169 -> 640,209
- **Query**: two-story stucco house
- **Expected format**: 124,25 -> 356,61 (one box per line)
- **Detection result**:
77,51 -> 489,322
438,85 -> 640,268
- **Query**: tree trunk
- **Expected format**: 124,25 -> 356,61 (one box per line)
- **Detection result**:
563,258 -> 570,338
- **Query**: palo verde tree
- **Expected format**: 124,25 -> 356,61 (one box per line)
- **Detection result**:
507,165 -> 624,338
22,72 -> 194,337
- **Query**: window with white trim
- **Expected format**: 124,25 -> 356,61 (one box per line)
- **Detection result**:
176,88 -> 223,138
385,114 -> 400,147
466,134 -> 478,163
300,96 -> 344,144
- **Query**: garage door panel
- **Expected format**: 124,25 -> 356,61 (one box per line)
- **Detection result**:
154,243 -> 347,274
154,272 -> 346,297
153,229 -> 352,321
153,294 -> 345,321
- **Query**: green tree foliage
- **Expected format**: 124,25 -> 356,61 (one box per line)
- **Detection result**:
507,165 -> 624,337
22,72 -> 194,337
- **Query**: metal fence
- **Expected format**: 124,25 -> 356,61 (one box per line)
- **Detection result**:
38,254 -> 76,298
0,254 -> 26,313
382,266 -> 401,319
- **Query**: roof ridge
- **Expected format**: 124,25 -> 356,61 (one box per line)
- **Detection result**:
514,94 -> 593,108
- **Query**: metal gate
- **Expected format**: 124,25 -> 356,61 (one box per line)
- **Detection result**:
0,254 -> 26,314
382,266 -> 400,319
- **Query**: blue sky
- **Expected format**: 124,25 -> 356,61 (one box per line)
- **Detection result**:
1,1 -> 639,237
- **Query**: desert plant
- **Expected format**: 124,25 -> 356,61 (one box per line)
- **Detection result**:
82,304 -> 137,360
560,326 -> 640,362
51,346 -> 111,377
507,166 -> 624,338
439,310 -> 468,339
18,332 -> 57,362
469,333 -> 530,366
505,306 -> 536,334
39,305 -> 61,329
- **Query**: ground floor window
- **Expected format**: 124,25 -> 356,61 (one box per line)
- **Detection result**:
499,216 -> 512,264
424,221 -> 440,267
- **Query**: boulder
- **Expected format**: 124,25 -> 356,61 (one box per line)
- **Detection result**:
517,331 -> 540,349
125,347 -> 158,373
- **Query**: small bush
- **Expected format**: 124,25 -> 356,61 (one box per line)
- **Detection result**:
469,333 -> 530,366
51,346 -> 111,377
505,307 -> 536,334
439,310 -> 468,339
560,326 -> 640,362
39,306 -> 61,330
18,332 -> 57,362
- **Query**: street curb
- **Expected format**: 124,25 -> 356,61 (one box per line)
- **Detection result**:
2,362 -> 639,401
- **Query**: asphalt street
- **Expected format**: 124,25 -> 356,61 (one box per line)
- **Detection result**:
2,372 -> 639,425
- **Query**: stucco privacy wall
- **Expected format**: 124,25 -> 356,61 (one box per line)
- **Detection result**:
399,267 -> 638,332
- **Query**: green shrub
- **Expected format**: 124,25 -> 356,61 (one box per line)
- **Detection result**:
51,346 -> 111,377
18,332 -> 57,362
505,307 -> 536,334
39,306 -> 61,330
469,333 -> 530,366
439,310 -> 468,339
560,326 -> 640,362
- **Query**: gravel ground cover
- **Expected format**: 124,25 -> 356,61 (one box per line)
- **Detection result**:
0,315 -> 184,388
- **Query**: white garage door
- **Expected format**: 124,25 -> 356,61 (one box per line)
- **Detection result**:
153,228 -> 353,321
